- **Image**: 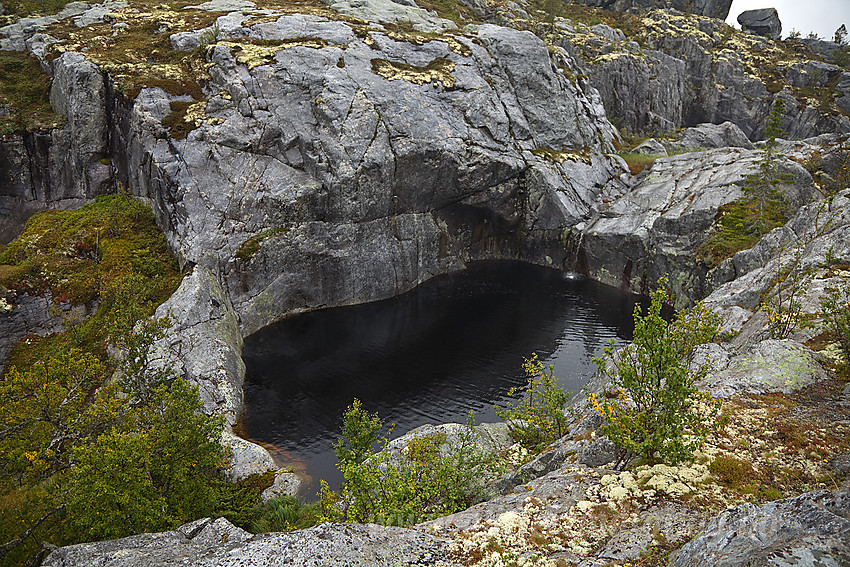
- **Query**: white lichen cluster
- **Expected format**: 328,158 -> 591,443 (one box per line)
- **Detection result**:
0,296 -> 12,313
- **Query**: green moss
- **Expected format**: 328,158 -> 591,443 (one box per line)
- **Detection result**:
696,198 -> 788,268
0,51 -> 63,134
0,194 -> 182,368
235,228 -> 289,261
161,100 -> 195,140
0,0 -> 67,18
619,152 -> 664,175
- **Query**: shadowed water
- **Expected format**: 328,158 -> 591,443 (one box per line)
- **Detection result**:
240,261 -> 640,498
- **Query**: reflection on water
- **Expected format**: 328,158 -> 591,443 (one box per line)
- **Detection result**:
241,261 -> 640,498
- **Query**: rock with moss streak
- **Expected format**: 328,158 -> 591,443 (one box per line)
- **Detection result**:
0,51 -> 111,243
579,146 -> 816,307
670,489 -> 850,567
42,517 -> 454,567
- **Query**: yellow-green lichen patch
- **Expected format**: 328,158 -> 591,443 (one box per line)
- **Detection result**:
41,3 -> 216,100
371,56 -> 455,88
235,227 -> 289,260
532,147 -> 592,164
384,27 -> 472,57
161,99 -> 224,139
219,38 -> 329,69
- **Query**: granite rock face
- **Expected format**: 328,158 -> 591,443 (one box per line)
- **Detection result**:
579,146 -> 815,306
116,16 -> 621,336
0,51 -> 112,243
42,517 -> 453,567
670,489 -> 850,567
551,9 -> 849,140
737,8 -> 782,40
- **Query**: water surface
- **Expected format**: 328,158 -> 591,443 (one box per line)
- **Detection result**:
241,261 -> 640,497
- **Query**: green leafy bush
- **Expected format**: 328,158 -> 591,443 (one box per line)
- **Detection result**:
496,354 -> 570,451
322,400 -> 498,525
820,282 -> 850,375
590,278 -> 721,465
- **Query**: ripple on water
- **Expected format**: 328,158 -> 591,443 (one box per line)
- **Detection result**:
240,260 -> 640,499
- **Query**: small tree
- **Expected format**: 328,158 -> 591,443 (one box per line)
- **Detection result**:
590,278 -> 721,465
742,97 -> 790,233
497,353 -> 570,451
834,24 -> 848,45
325,400 -> 495,525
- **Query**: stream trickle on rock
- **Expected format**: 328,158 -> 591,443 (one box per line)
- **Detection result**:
241,261 -> 641,499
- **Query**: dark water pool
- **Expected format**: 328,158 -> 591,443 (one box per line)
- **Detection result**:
240,261 -> 641,498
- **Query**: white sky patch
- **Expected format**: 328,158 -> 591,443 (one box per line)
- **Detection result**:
725,0 -> 850,41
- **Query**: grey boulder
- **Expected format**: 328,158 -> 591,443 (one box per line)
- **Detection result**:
670,489 -> 850,567
42,517 -> 452,566
737,8 -> 782,40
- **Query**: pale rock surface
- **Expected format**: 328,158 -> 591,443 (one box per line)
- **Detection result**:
670,489 -> 850,566
42,518 -> 452,566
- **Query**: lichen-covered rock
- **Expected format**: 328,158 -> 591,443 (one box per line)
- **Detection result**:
662,121 -> 754,153
117,15 -> 621,336
42,518 -> 452,566
699,339 -> 829,398
670,489 -> 850,567
737,8 -> 781,40
570,0 -> 732,19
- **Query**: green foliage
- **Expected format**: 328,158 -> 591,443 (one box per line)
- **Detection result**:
834,46 -> 850,69
590,278 -> 722,465
66,377 -> 228,541
819,282 -> 850,374
835,24 -> 848,45
324,401 -> 497,525
250,495 -> 322,533
496,354 -> 570,451
0,194 -> 181,366
0,198 -> 271,565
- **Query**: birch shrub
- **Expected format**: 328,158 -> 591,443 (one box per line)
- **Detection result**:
589,279 -> 722,465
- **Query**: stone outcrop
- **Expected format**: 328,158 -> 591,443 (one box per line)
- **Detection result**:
0,50 -> 113,243
115,15 -> 622,336
670,489 -> 850,566
571,0 -> 732,19
42,517 -> 452,566
553,9 -> 849,140
579,146 -> 816,306
737,8 -> 781,40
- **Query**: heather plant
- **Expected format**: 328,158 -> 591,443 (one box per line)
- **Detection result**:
590,278 -> 722,466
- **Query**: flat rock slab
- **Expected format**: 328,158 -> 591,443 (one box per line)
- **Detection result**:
43,518 -> 452,567
671,489 -> 850,566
